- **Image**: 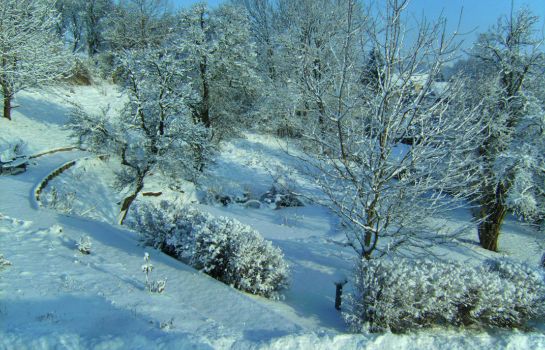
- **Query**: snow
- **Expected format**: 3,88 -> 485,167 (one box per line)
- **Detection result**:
1,85 -> 122,154
0,149 -> 16,163
39,157 -> 124,223
0,85 -> 544,349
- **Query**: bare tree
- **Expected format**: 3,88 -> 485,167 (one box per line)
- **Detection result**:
296,0 -> 481,259
273,0 -> 365,134
231,0 -> 277,79
55,0 -> 85,53
176,3 -> 261,141
68,47 -> 211,224
106,0 -> 172,51
0,0 -> 70,121
84,0 -> 114,55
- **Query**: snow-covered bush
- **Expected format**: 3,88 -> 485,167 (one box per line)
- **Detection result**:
260,185 -> 304,210
76,236 -> 92,255
65,58 -> 93,85
130,201 -> 208,258
190,216 -> 290,298
0,138 -> 27,163
344,257 -> 545,333
129,201 -> 290,299
0,254 -> 11,270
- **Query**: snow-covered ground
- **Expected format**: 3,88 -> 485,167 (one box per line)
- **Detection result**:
0,85 -> 544,349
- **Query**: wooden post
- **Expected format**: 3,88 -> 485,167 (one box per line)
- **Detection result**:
334,274 -> 348,310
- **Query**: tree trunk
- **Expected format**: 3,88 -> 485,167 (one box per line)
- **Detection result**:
118,174 -> 145,225
2,83 -> 12,120
267,46 -> 275,79
362,228 -> 378,260
199,11 -> 211,128
477,186 -> 508,252
200,59 -> 210,128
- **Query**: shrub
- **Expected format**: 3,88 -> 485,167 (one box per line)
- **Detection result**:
129,201 -> 290,299
260,185 -> 304,209
142,252 -> 167,294
0,137 -> 27,163
65,58 -> 93,86
0,254 -> 11,270
76,236 -> 92,255
129,201 -> 204,258
191,216 -> 289,298
344,257 -> 545,333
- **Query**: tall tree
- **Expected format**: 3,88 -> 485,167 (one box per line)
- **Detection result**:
296,0 -> 481,259
470,9 -> 545,251
84,0 -> 114,55
106,0 -> 172,51
263,0 -> 366,137
68,47 -> 210,224
55,0 -> 85,53
360,47 -> 385,93
0,0 -> 69,121
55,0 -> 113,55
177,3 -> 260,140
231,0 -> 277,79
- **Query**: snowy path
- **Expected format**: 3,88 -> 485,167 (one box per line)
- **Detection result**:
0,150 -> 88,218
0,152 -> 304,348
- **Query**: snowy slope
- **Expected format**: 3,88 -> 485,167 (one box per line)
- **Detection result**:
1,85 -> 122,154
0,152 -> 303,348
1,85 -> 544,349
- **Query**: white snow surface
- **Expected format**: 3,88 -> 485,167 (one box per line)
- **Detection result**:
0,85 -> 544,349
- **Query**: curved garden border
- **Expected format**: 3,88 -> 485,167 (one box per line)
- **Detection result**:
29,146 -> 84,159
34,154 -> 107,205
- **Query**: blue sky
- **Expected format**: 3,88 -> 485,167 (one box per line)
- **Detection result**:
171,0 -> 545,48
172,0 -> 223,8
406,0 -> 545,47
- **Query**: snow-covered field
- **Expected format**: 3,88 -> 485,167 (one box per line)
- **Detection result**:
0,85 -> 544,349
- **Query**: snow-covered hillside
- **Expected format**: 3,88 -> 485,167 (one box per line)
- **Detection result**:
0,85 -> 544,349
